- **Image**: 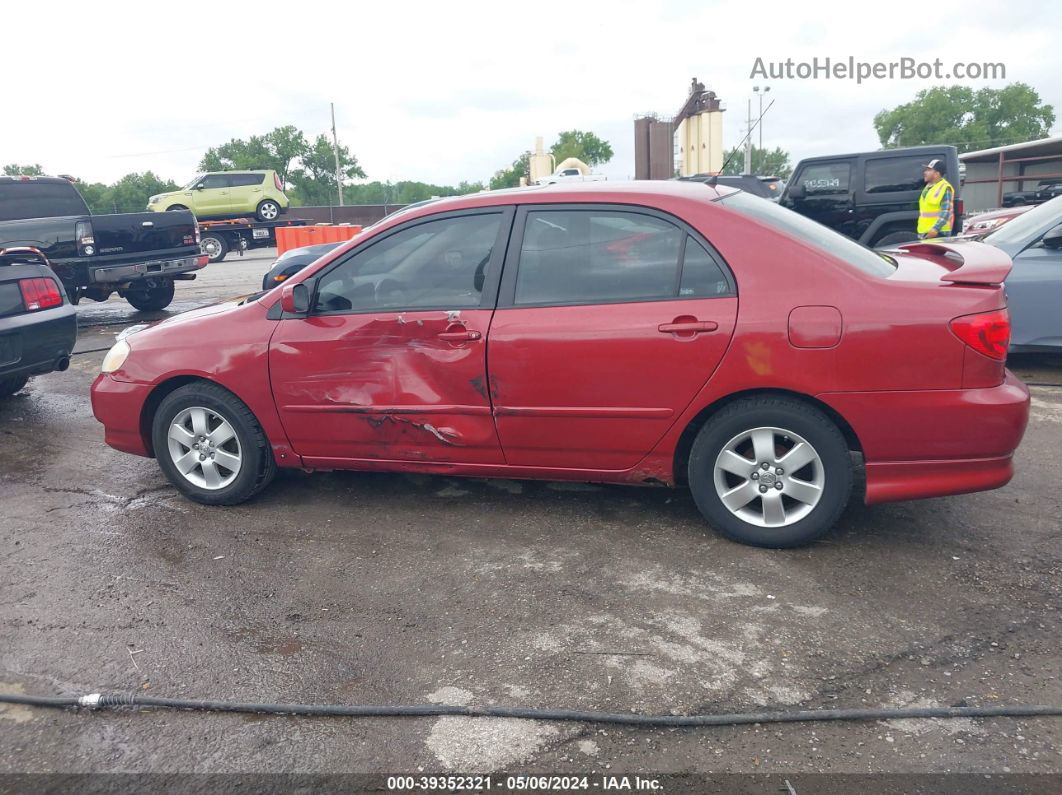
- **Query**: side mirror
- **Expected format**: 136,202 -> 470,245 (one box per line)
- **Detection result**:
280,282 -> 310,314
1043,223 -> 1062,249
195,184 -> 205,190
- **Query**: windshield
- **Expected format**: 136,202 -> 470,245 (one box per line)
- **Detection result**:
717,190 -> 895,277
180,175 -> 203,191
984,194 -> 1062,248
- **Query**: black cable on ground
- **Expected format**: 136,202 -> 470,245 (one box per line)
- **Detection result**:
1,692 -> 1059,727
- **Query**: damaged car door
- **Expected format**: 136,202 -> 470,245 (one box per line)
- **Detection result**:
268,208 -> 512,465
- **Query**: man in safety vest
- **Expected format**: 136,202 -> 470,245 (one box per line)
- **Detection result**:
917,158 -> 955,239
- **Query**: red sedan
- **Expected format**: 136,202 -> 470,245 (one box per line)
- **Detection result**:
91,182 -> 1030,547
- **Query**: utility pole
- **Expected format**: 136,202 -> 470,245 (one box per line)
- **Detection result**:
331,102 -> 344,207
743,98 -> 752,175
753,86 -> 770,173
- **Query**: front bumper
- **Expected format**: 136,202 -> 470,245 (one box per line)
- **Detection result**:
90,254 -> 208,284
0,304 -> 77,378
819,370 -> 1030,504
91,374 -> 153,457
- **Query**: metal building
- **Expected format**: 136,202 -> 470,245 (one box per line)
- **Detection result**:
960,136 -> 1062,211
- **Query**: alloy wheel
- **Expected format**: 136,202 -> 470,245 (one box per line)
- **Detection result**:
166,406 -> 242,490
713,426 -> 824,528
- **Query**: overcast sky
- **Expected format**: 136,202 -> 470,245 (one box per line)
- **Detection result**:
5,0 -> 1060,187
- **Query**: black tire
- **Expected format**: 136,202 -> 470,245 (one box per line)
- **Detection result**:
687,396 -> 853,548
0,375 -> 29,398
200,233 -> 229,264
166,204 -> 188,212
256,200 -> 281,222
152,382 -> 276,506
874,230 -> 918,247
125,280 -> 176,311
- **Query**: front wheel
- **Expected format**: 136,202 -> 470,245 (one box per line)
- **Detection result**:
166,204 -> 188,212
125,280 -> 175,311
256,200 -> 280,222
688,397 -> 853,548
152,382 -> 276,505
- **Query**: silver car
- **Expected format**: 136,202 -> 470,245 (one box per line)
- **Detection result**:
978,195 -> 1062,352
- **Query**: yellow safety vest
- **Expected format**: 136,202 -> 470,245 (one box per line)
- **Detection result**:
917,178 -> 954,234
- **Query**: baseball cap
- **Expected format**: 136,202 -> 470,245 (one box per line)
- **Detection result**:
922,158 -> 946,175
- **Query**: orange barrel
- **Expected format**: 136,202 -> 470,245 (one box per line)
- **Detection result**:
275,226 -> 299,256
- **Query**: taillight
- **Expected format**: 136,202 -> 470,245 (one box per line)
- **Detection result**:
75,219 -> 95,256
274,173 -> 283,191
19,278 -> 63,311
950,309 -> 1009,361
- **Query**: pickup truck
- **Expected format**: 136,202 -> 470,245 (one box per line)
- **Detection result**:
0,175 -> 206,311
535,167 -> 608,185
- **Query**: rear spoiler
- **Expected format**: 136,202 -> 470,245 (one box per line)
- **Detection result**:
897,241 -> 1012,285
0,246 -> 50,268
896,242 -> 1011,284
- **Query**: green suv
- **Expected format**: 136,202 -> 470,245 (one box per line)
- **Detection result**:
147,171 -> 289,222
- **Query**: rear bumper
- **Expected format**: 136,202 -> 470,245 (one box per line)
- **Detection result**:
819,371 -> 1030,504
0,305 -> 77,378
90,254 -> 208,284
90,373 -> 153,457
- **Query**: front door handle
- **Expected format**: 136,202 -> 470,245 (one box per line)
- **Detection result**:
438,328 -> 482,342
658,319 -> 719,334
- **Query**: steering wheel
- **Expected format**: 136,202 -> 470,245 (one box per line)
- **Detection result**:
374,278 -> 408,306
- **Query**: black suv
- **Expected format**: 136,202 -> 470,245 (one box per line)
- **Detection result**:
680,174 -> 784,200
0,247 -> 77,397
778,145 -> 963,246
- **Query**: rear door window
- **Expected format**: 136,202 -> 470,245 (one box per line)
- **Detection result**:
864,155 -> 926,193
514,210 -> 684,305
229,173 -> 266,187
797,162 -> 850,195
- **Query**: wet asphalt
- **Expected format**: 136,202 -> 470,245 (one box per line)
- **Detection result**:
0,250 -> 1060,781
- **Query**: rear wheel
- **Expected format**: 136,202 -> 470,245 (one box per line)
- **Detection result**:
688,396 -> 853,548
125,279 -> 175,311
152,382 -> 275,505
256,200 -> 280,222
0,375 -> 29,398
200,233 -> 229,263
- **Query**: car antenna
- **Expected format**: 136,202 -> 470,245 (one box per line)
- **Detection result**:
709,98 -> 775,189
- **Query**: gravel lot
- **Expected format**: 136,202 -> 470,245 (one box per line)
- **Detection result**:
1,249 -> 1060,785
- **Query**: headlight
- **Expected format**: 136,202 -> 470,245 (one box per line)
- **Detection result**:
101,339 -> 131,373
148,195 -> 160,204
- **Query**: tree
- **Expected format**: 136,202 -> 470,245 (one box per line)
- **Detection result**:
3,163 -> 45,176
199,125 -> 308,186
489,152 -> 530,190
288,134 -> 366,206
107,172 -> 179,213
873,83 -> 1055,152
67,172 -> 178,214
550,130 -> 614,167
720,146 -> 793,179
343,180 -> 484,206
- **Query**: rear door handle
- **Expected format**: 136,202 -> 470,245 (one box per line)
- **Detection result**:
658,320 -> 718,334
438,329 -> 482,342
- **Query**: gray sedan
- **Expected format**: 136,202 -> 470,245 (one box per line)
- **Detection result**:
979,194 -> 1062,352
